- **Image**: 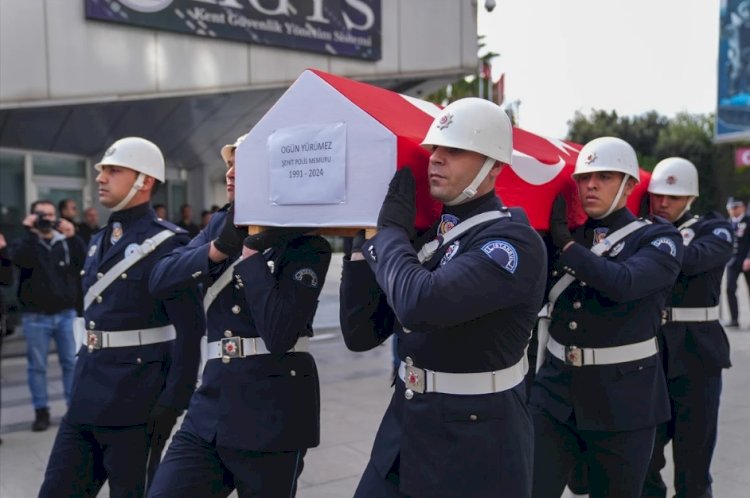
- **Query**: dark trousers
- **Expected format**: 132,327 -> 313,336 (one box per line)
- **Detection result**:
147,425 -> 305,498
39,417 -> 150,498
642,374 -> 722,498
532,407 -> 655,498
725,265 -> 750,322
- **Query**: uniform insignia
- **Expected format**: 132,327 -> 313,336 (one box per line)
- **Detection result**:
437,214 -> 460,236
666,175 -> 677,185
104,146 -> 116,157
293,268 -> 319,288
88,245 -> 97,257
609,241 -> 625,257
737,222 -> 746,238
440,240 -> 460,266
266,260 -> 275,274
124,243 -> 140,258
436,112 -> 453,130
481,240 -> 518,273
593,227 -> 609,245
651,237 -> 677,257
681,228 -> 696,246
584,152 -> 597,164
110,222 -> 123,245
713,227 -> 732,243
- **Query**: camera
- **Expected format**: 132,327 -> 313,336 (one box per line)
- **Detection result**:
33,211 -> 55,231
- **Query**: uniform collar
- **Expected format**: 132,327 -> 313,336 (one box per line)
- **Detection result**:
107,202 -> 151,226
675,212 -> 693,227
441,191 -> 501,220
585,206 -> 635,230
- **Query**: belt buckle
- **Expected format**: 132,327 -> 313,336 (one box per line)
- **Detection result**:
564,345 -> 583,367
405,365 -> 426,394
221,337 -> 243,359
86,331 -> 102,352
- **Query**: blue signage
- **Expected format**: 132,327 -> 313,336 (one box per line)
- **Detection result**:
718,0 -> 750,141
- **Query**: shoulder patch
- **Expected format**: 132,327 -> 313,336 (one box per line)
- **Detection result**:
681,228 -> 695,246
293,268 -> 319,288
440,240 -> 460,266
481,240 -> 518,273
713,227 -> 732,243
650,237 -> 677,257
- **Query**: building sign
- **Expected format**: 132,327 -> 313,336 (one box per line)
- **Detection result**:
717,0 -> 750,142
84,0 -> 381,61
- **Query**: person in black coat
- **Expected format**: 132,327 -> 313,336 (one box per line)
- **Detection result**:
724,196 -> 750,327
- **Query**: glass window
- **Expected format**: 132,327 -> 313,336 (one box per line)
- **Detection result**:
0,150 -> 26,240
33,154 -> 86,178
169,182 -> 187,224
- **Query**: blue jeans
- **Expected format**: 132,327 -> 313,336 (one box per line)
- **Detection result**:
22,309 -> 77,409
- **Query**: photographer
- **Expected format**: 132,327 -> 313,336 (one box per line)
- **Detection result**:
8,200 -> 86,432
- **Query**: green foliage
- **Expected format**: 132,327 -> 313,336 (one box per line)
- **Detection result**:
566,109 -> 750,214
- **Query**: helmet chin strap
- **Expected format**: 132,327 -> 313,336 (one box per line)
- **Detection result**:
445,157 -> 497,206
593,175 -> 629,220
111,173 -> 146,212
676,197 -> 695,221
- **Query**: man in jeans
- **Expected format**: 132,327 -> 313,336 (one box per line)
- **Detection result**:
8,200 -> 86,431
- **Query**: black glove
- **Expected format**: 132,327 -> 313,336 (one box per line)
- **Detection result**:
213,204 -> 247,256
243,227 -> 309,252
549,194 -> 573,250
146,404 -> 180,442
377,168 -> 416,240
342,230 -> 366,259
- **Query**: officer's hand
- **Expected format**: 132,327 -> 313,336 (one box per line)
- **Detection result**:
243,227 -> 309,253
343,230 -> 367,262
147,404 -> 180,441
743,258 -> 750,272
550,194 -> 574,251
377,168 -> 416,240
213,204 -> 247,256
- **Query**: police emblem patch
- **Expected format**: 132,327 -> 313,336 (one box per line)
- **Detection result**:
293,268 -> 319,288
481,240 -> 518,273
437,214 -> 460,236
609,241 -> 625,257
436,112 -> 453,130
124,243 -> 140,258
584,152 -> 597,164
110,222 -> 123,245
681,228 -> 696,246
713,227 -> 732,243
440,240 -> 460,266
593,227 -> 610,245
651,237 -> 677,257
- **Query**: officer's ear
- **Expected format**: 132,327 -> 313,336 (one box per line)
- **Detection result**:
140,176 -> 157,193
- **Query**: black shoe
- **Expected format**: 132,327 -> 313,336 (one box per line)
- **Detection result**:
32,408 -> 50,432
725,321 -> 740,328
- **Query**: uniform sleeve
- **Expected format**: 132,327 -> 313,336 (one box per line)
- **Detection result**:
559,226 -> 683,302
148,226 -> 214,299
681,222 -> 733,276
339,258 -> 396,352
236,236 -> 332,354
362,225 -> 546,331
154,233 -> 206,411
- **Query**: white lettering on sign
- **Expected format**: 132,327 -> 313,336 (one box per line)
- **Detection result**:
268,122 -> 347,205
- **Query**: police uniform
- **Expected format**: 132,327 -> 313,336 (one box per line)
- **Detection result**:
725,209 -> 750,324
39,202 -> 203,498
146,205 -> 332,498
530,207 -> 683,498
642,212 -> 733,498
341,192 -> 547,498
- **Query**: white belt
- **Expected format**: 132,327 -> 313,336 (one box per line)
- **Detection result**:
547,336 -> 658,367
666,306 -> 719,323
206,336 -> 310,363
398,355 -> 527,396
83,325 -> 176,352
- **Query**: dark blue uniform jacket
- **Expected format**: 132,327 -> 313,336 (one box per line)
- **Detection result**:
67,203 -> 203,426
149,207 -> 331,451
531,207 -> 683,431
341,193 -> 547,498
662,212 -> 733,378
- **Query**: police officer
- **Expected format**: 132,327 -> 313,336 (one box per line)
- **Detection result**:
530,137 -> 683,498
641,158 -> 733,498
724,196 -> 750,327
340,97 -> 547,498
39,137 -> 203,497
146,134 -> 331,497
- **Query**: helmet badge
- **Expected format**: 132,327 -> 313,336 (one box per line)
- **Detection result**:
666,175 -> 677,185
584,152 -> 597,165
436,112 -> 453,130
104,146 -> 116,157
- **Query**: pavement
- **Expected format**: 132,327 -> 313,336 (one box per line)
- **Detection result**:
2,253 -> 750,497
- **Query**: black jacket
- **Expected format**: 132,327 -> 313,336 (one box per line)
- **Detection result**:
9,231 -> 86,314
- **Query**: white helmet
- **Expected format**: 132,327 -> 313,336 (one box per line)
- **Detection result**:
220,133 -> 248,164
573,137 -> 640,182
422,97 -> 512,163
95,137 -> 165,182
421,98 -> 512,205
95,137 -> 164,211
648,157 -> 699,197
